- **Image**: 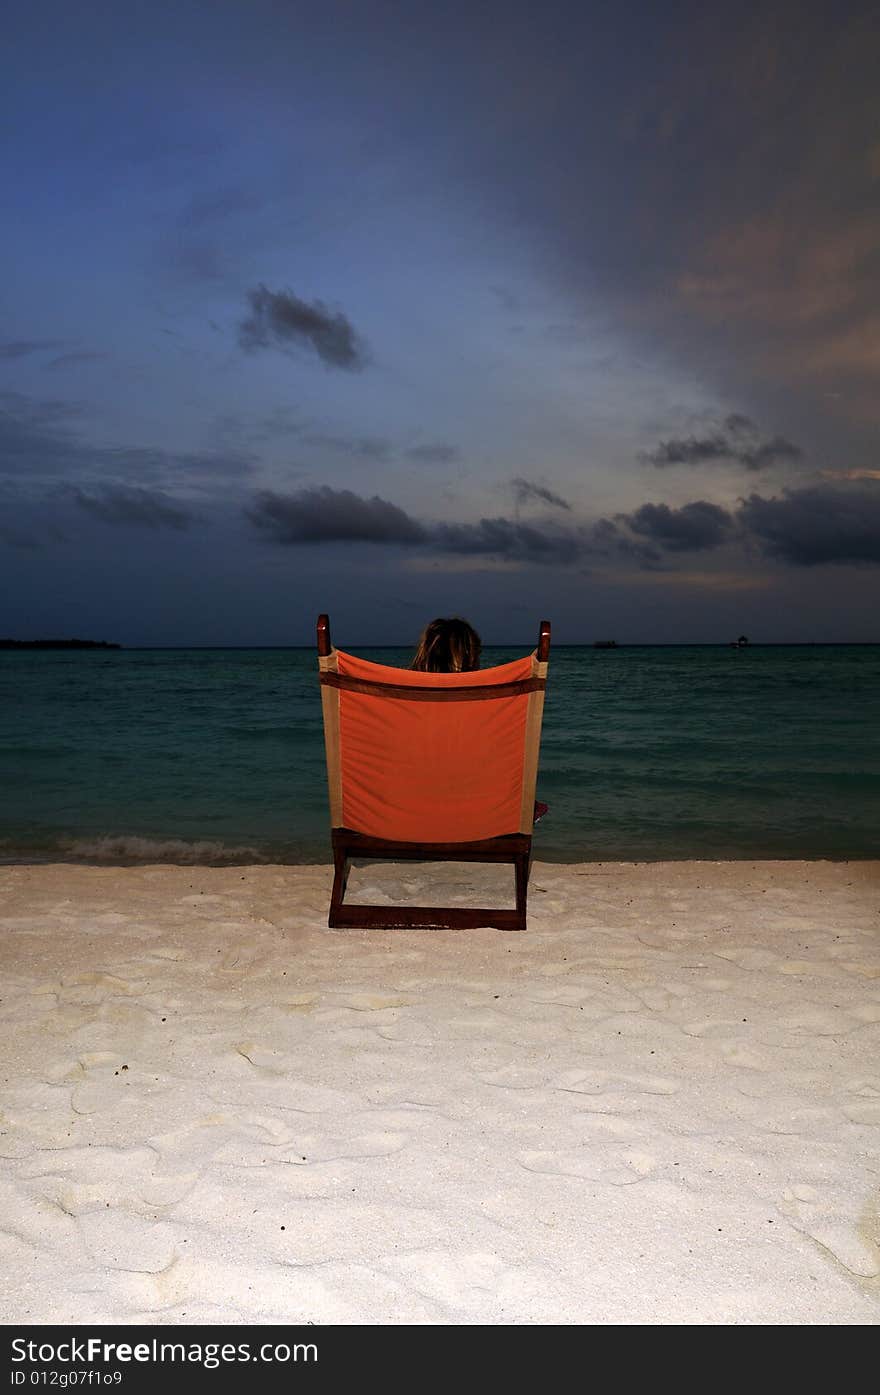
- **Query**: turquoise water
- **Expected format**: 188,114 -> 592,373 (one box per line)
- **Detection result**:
1,645 -> 878,863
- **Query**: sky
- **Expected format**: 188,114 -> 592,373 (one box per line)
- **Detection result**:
2,0 -> 879,645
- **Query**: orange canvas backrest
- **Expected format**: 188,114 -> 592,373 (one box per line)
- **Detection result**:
319,645 -> 549,844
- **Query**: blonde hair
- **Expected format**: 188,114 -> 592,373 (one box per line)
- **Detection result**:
411,617 -> 482,673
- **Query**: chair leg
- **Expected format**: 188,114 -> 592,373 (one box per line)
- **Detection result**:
514,853 -> 530,931
329,845 -> 349,925
326,834 -> 533,931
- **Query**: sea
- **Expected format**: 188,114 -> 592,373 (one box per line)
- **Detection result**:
1,644 -> 878,865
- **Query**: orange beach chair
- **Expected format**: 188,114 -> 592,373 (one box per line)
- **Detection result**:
316,613 -> 551,930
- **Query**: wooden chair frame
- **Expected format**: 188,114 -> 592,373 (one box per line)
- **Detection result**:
317,614 -> 550,930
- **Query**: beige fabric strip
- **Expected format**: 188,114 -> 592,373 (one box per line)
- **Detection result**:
318,650 -> 343,825
518,653 -> 548,833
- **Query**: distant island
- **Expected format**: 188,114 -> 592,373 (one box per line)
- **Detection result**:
593,639 -> 618,649
0,639 -> 122,650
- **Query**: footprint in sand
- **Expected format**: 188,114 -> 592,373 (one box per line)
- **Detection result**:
387,1250 -> 508,1308
844,1078 -> 880,1096
235,1113 -> 299,1144
24,1144 -> 197,1215
778,1187 -> 880,1278
226,1046 -> 350,1113
45,1050 -> 131,1086
60,1052 -> 146,1115
218,944 -> 261,972
279,1130 -> 409,1164
681,1017 -> 747,1039
363,1092 -> 468,1122
336,994 -> 412,1011
79,1210 -> 177,1274
474,1066 -> 550,1090
233,1042 -> 290,1073
778,1007 -> 855,1036
0,1177 -> 81,1250
600,1148 -> 659,1186
37,1171 -> 197,1216
637,986 -> 684,1012
44,1060 -> 83,1085
712,947 -> 780,971
58,972 -> 134,1004
555,1068 -> 680,1097
842,1099 -> 880,1126
280,993 -> 320,1013
518,1146 -> 657,1186
777,960 -> 841,977
386,1249 -> 567,1317
211,1124 -> 408,1170
808,1225 -> 880,1278
571,1113 -> 641,1141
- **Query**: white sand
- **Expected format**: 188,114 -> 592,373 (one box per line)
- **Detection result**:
0,858 -> 878,1325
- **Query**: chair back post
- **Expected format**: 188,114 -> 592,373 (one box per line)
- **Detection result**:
538,619 -> 551,663
317,613 -> 332,656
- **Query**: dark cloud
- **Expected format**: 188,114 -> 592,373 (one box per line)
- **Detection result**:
619,500 -> 735,552
246,487 -> 426,544
511,477 -> 571,511
613,478 -> 880,567
641,415 -> 803,471
589,517 -> 663,568
246,487 -> 588,563
738,479 -> 880,565
245,477 -> 880,573
239,285 -> 366,370
406,443 -> 461,465
67,485 -> 194,530
0,339 -> 67,360
643,432 -> 733,468
245,487 -> 672,568
737,436 -> 804,471
724,413 -> 754,435
431,516 -> 584,563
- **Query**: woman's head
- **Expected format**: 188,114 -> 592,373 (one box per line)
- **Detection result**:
411,616 -> 482,672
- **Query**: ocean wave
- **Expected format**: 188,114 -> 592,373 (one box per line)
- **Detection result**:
58,835 -> 271,865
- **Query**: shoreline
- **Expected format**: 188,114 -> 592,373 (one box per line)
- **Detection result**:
1,859 -> 878,1324
1,849 -> 878,869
